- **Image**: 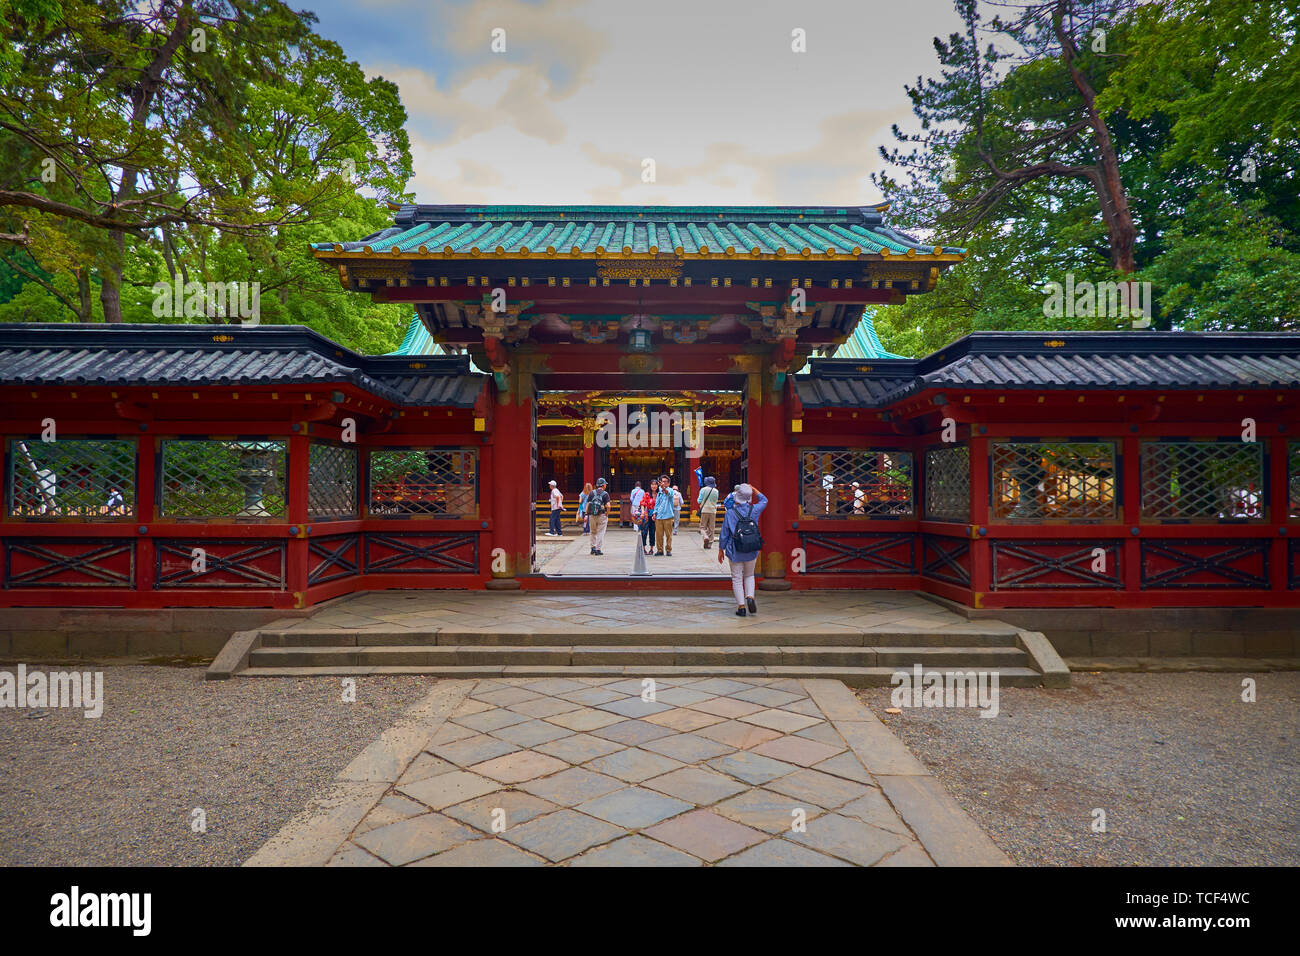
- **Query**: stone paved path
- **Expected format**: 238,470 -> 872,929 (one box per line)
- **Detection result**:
541,527 -> 726,577
247,676 -> 1010,867
274,589 -> 1009,636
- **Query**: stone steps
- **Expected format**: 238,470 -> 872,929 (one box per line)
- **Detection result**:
249,643 -> 1030,669
216,606 -> 1068,687
257,627 -> 1021,648
237,662 -> 1046,687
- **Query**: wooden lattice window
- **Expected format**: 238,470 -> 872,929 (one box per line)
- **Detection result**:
7,438 -> 137,519
159,439 -> 286,518
1141,440 -> 1264,520
924,445 -> 969,522
308,443 -> 359,519
368,448 -> 479,517
992,441 -> 1117,522
799,448 -> 914,518
1289,441 -> 1300,519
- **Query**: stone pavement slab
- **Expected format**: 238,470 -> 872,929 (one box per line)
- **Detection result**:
247,673 -> 1011,867
642,809 -> 768,861
266,587 -> 1005,640
539,527 -> 728,578
354,813 -> 482,866
786,812 -> 912,867
570,834 -> 702,867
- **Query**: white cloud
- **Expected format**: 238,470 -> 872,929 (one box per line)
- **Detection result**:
356,0 -> 965,204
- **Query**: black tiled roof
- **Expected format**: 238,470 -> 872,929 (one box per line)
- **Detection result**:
0,324 -> 485,408
796,371 -> 915,408
916,351 -> 1300,391
800,332 -> 1300,408
370,373 -> 486,406
4,325 -> 1298,411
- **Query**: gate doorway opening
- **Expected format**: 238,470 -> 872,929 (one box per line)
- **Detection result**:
533,389 -> 741,579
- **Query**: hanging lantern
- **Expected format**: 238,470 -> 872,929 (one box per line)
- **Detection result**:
626,314 -> 655,352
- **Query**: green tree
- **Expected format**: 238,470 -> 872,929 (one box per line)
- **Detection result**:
877,0 -> 1143,274
0,0 -> 412,343
872,0 -> 1300,353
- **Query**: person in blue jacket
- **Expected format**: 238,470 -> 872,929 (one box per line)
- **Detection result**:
651,474 -> 676,555
717,482 -> 767,616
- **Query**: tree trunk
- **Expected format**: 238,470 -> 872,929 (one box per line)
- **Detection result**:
1053,0 -> 1138,275
100,5 -> 193,324
76,267 -> 92,322
98,236 -> 124,323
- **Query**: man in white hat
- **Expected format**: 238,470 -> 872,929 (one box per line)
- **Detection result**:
852,480 -> 865,514
546,480 -> 564,536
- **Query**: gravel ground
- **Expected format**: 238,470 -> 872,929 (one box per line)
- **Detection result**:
860,671 -> 1300,866
0,664 -> 433,866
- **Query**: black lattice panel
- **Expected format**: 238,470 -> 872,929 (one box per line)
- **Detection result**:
924,446 -> 969,521
1289,441 -> 1299,518
921,535 -> 971,586
4,538 -> 135,588
308,443 -> 359,519
155,539 -> 287,589
364,532 -> 479,574
159,440 -> 286,518
1141,440 -> 1264,520
308,535 -> 361,585
8,438 -> 136,518
798,532 -> 916,575
799,448 -> 913,518
991,540 -> 1122,590
991,441 -> 1116,522
368,449 -> 479,517
1289,538 -> 1300,591
1140,539 -> 1269,590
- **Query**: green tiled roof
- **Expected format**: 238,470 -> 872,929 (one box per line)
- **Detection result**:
834,311 -> 905,359
387,314 -> 445,356
313,204 -> 964,259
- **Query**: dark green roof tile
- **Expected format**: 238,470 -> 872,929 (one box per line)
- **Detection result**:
313,204 -> 965,259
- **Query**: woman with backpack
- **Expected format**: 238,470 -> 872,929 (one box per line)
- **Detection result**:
718,482 -> 767,616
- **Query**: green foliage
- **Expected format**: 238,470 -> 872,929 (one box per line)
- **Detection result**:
1099,0 -> 1300,172
0,0 -> 413,351
873,0 -> 1300,354
1139,193 -> 1300,331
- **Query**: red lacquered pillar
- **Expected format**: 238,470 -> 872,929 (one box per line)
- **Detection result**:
487,370 -> 534,589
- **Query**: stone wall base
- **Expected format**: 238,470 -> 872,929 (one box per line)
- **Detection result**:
919,597 -> 1300,659
0,606 -> 327,660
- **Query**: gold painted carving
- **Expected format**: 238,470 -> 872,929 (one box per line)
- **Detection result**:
597,260 -> 683,280
619,353 -> 663,374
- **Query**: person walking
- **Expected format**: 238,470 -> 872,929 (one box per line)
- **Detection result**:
671,483 -> 683,533
578,482 -> 593,533
635,480 -> 655,554
629,480 -> 645,516
652,474 -> 675,556
697,476 -> 719,548
587,478 -> 611,555
718,482 -> 767,616
547,480 -> 564,536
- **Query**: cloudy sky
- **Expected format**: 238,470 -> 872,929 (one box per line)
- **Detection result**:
304,0 -> 965,206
